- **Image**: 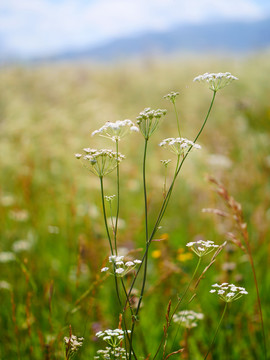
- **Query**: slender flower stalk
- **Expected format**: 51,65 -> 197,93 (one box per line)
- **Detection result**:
99,177 -> 114,255
204,302 -> 228,360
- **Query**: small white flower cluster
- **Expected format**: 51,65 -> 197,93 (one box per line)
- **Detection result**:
159,137 -> 201,156
64,335 -> 84,359
136,107 -> 167,139
92,120 -> 139,142
173,310 -> 204,329
163,91 -> 179,103
94,346 -> 127,359
186,240 -> 219,257
104,195 -> 116,202
193,72 -> 238,92
75,149 -> 125,177
101,256 -> 142,277
160,159 -> 171,167
210,283 -> 248,302
96,329 -> 131,348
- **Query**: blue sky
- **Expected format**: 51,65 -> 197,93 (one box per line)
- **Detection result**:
0,0 -> 269,57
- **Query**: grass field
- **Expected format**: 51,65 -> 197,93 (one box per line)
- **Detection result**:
0,54 -> 270,359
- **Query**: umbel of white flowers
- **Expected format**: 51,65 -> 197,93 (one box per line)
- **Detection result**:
92,119 -> 139,142
96,329 -> 131,348
136,107 -> 167,139
193,72 -> 238,92
210,283 -> 248,302
173,310 -> 204,329
186,240 -> 219,257
159,137 -> 201,156
64,335 -> 84,359
75,149 -> 125,177
101,255 -> 142,277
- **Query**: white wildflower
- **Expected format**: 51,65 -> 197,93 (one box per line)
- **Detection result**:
92,119 -> 139,142
186,240 -> 219,257
210,283 -> 248,302
159,137 -> 201,156
76,149 -> 125,177
163,91 -> 179,103
136,108 -> 167,139
102,256 -> 142,277
64,334 -> 84,359
193,72 -> 238,91
95,329 -> 131,348
173,310 -> 204,329
0,252 -> 16,263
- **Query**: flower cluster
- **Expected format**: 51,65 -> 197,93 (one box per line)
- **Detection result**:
210,283 -> 248,302
95,329 -> 131,348
159,137 -> 201,156
136,108 -> 167,139
94,346 -> 128,359
193,72 -> 238,92
173,310 -> 204,329
92,120 -> 139,142
64,335 -> 84,359
101,255 -> 142,277
186,240 -> 219,257
163,91 -> 179,103
75,149 -> 125,177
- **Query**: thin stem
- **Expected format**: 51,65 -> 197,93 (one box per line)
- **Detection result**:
173,101 -> 181,138
123,90 -> 217,317
129,138 -> 149,359
153,257 -> 201,360
99,176 -> 114,255
114,139 -> 120,255
204,302 -> 228,360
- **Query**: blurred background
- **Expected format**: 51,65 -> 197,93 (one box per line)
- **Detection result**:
0,1 -> 270,359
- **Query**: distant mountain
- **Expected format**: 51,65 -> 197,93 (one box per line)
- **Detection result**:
4,17 -> 270,64
47,17 -> 270,62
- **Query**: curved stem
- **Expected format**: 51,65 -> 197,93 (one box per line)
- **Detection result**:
204,302 -> 228,360
99,176 -> 114,255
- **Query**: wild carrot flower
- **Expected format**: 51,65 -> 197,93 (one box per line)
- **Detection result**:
64,334 -> 84,359
136,107 -> 167,139
209,283 -> 248,302
186,240 -> 219,257
163,91 -> 179,103
173,310 -> 204,329
101,255 -> 142,277
95,329 -> 131,348
159,137 -> 201,156
92,120 -> 139,142
193,72 -> 238,92
75,149 -> 125,177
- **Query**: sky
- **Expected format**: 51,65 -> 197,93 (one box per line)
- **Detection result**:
0,0 -> 270,57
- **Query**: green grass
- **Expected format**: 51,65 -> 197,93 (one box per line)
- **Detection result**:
0,54 -> 270,359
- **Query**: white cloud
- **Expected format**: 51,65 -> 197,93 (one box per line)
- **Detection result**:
0,0 -> 266,56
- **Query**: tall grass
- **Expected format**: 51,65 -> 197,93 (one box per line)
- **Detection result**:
0,54 -> 270,359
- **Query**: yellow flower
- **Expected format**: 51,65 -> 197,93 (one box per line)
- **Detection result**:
152,250 -> 161,259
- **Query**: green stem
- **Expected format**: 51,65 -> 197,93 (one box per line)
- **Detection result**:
129,138 -> 149,359
173,101 -> 181,138
99,176 -> 114,255
204,302 -> 228,360
153,257 -> 201,360
123,91 -> 217,319
114,139 -> 120,255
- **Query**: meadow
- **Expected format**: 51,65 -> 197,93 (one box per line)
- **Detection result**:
0,53 -> 270,359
